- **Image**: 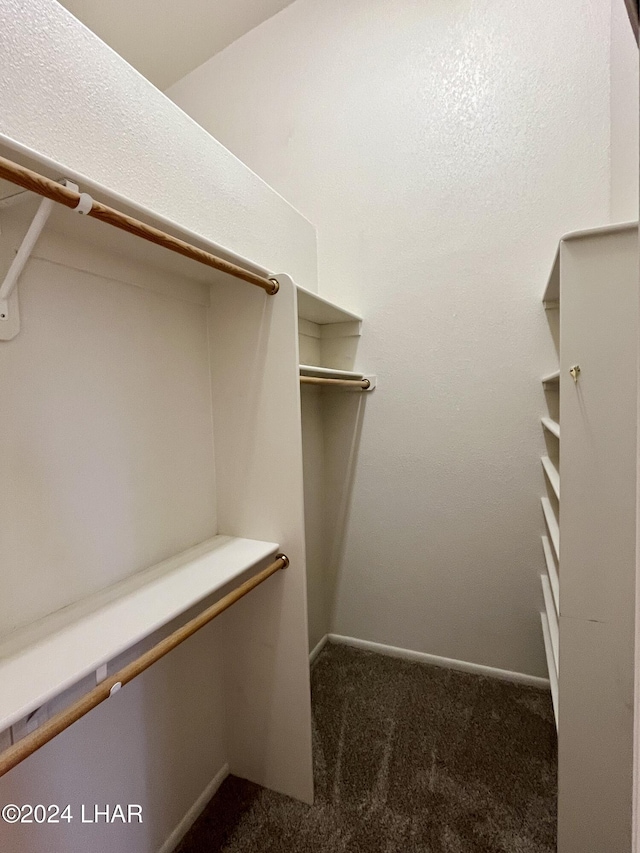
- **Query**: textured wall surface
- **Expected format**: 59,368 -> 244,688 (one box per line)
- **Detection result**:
0,0 -> 318,292
58,0 -> 296,89
610,0 -> 639,222
169,0 -> 613,676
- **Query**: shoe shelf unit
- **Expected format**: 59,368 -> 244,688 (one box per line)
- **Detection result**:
539,221 -> 638,853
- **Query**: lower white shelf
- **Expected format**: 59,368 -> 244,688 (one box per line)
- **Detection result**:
0,535 -> 279,732
541,612 -> 559,731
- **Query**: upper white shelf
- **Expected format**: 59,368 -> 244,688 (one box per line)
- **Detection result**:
0,535 -> 279,732
296,285 -> 361,325
542,221 -> 638,304
542,370 -> 560,386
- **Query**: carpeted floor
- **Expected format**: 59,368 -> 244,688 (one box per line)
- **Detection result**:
177,642 -> 557,852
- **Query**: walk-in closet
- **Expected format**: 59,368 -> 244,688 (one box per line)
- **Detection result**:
0,1 -> 638,851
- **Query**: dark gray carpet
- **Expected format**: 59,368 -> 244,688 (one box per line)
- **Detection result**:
177,642 -> 557,852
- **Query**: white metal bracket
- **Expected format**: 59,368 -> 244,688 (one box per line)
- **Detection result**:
0,179 -> 92,341
0,196 -> 55,340
363,375 -> 377,391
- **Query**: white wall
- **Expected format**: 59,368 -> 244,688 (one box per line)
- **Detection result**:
0,0 -> 317,848
168,0 -> 615,677
610,0 -> 639,222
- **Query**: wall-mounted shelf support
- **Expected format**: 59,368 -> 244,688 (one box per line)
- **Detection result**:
0,195 -> 54,340
0,179 -> 93,340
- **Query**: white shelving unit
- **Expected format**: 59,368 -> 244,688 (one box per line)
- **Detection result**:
0,138 -> 315,804
296,286 -> 374,656
0,536 -> 278,732
538,221 -> 638,852
540,240 -> 561,734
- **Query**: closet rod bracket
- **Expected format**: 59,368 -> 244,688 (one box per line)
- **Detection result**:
364,375 -> 377,390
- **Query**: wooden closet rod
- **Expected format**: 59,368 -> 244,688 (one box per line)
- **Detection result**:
300,376 -> 370,389
0,553 -> 289,779
0,154 -> 279,295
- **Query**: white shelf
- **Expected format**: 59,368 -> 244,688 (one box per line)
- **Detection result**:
542,246 -> 560,304
541,497 -> 560,560
299,364 -> 364,380
0,535 -> 279,732
541,612 -> 559,730
541,455 -> 560,500
541,535 -> 560,616
541,222 -> 638,305
541,574 -> 559,672
542,370 -> 560,386
541,417 -> 560,440
296,286 -> 361,325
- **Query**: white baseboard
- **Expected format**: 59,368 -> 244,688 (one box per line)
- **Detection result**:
327,634 -> 551,689
309,634 -> 328,666
158,762 -> 229,853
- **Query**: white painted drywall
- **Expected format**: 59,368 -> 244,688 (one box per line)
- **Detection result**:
0,0 -> 317,293
169,0 -> 615,676
610,0 -> 639,222
58,0 -> 295,89
0,228 -> 216,636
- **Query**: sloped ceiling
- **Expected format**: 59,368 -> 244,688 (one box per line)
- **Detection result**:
58,0 -> 295,90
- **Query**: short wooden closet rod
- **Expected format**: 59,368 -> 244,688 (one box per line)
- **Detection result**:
0,154 -> 279,295
0,553 -> 289,779
300,376 -> 370,389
